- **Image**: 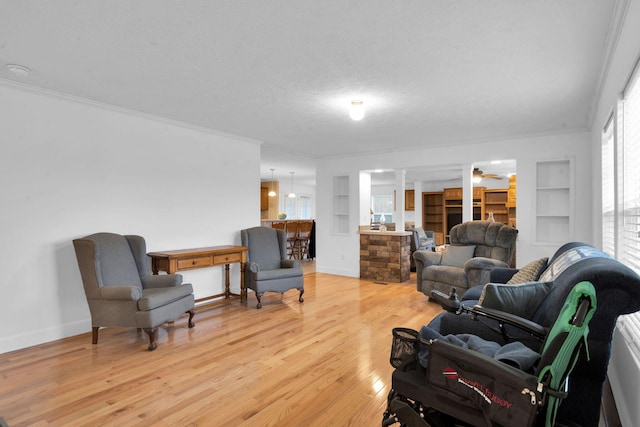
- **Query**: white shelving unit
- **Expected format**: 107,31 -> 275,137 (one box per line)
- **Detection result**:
332,175 -> 350,234
535,159 -> 573,243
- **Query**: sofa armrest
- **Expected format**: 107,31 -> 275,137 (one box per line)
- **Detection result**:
414,250 -> 442,267
281,259 -> 300,268
246,261 -> 260,273
141,273 -> 183,289
413,250 -> 443,291
464,257 -> 509,287
99,286 -> 142,300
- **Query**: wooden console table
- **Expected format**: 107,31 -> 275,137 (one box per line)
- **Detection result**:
147,245 -> 248,307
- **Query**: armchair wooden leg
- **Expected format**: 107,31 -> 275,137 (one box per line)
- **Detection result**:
92,327 -> 100,344
187,310 -> 195,328
256,294 -> 262,309
299,289 -> 304,303
143,327 -> 158,351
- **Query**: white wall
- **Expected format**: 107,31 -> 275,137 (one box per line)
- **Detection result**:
316,131 -> 593,277
588,1 -> 640,425
0,83 -> 262,354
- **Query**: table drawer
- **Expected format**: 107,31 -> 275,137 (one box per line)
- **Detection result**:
177,256 -> 213,270
213,253 -> 242,264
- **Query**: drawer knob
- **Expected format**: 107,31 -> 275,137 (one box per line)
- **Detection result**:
192,260 -> 196,265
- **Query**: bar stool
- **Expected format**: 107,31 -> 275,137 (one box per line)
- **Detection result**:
285,221 -> 299,259
296,221 -> 313,260
271,221 -> 286,230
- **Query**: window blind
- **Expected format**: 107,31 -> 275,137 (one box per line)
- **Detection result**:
602,114 -> 615,256
619,62 -> 640,355
602,59 -> 640,356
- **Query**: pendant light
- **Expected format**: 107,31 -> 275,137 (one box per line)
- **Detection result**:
288,171 -> 296,198
268,168 -> 276,197
349,100 -> 365,121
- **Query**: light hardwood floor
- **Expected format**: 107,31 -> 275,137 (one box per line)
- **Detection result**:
0,272 -> 442,426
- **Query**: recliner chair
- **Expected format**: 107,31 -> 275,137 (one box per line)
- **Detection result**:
241,226 -> 304,309
413,221 -> 518,298
73,232 -> 195,351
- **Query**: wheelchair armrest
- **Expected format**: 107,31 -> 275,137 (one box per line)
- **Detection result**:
471,305 -> 548,338
430,289 -> 461,313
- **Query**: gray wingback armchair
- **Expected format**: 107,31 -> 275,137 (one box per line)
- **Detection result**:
241,226 -> 304,309
410,228 -> 435,271
413,221 -> 518,298
73,232 -> 195,351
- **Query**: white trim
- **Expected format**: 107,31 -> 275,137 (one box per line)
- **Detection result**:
0,77 -> 263,146
589,0 -> 631,126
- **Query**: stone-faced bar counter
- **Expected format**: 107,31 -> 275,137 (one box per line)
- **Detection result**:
359,229 -> 412,283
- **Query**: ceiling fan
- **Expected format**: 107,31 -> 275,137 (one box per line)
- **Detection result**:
473,168 -> 503,180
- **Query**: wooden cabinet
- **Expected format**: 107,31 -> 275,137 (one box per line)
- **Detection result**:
484,189 -> 509,224
422,184 -> 517,244
260,186 -> 269,210
507,175 -> 517,227
405,189 -> 415,211
443,187 -> 485,241
422,192 -> 444,245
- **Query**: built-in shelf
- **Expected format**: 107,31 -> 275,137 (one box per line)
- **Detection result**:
535,160 -> 572,243
332,175 -> 350,234
423,192 -> 444,245
422,181 -> 517,245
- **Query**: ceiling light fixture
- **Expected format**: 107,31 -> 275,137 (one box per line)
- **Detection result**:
349,100 -> 365,121
6,64 -> 31,76
268,168 -> 277,197
288,171 -> 296,198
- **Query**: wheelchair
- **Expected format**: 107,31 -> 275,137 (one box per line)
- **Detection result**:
382,281 -> 596,427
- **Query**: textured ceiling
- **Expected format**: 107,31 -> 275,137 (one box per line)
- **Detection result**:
0,1 -> 618,185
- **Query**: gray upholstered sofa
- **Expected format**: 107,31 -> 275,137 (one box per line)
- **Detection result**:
413,221 -> 518,298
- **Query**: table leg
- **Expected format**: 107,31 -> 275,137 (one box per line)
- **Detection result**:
240,261 -> 246,302
224,263 -> 231,298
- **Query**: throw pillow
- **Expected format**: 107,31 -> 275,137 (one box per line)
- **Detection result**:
507,257 -> 548,284
440,245 -> 476,268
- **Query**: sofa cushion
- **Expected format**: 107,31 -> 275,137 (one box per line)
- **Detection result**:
138,284 -> 194,311
441,245 -> 476,267
254,266 -> 304,281
507,257 -> 548,284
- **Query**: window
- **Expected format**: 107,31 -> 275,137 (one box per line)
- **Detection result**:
602,113 -> 616,256
299,195 -> 312,219
601,59 -> 640,358
284,196 -> 296,219
372,194 -> 394,223
284,194 -> 312,220
621,68 -> 640,274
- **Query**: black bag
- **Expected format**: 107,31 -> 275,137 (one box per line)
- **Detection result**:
426,339 -> 542,427
390,328 -> 419,371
